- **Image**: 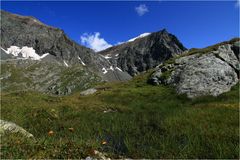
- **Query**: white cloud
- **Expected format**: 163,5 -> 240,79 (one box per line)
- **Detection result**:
80,32 -> 112,52
135,4 -> 149,16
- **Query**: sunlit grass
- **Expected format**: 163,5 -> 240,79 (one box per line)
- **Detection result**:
1,73 -> 239,158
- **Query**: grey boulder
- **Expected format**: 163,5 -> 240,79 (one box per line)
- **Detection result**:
0,119 -> 34,138
149,42 -> 239,98
80,88 -> 97,96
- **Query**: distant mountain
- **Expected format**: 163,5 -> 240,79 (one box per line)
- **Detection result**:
99,29 -> 186,76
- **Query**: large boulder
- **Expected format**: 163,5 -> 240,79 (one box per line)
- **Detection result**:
149,41 -> 239,98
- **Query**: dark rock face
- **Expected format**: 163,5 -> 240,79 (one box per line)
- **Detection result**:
99,29 -> 186,76
149,40 -> 240,98
0,10 -> 131,83
1,10 -> 93,65
0,48 -> 13,60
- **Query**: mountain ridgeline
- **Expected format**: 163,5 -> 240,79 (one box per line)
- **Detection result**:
1,8 -> 239,160
0,10 -> 133,94
0,10 -> 239,97
0,10 -> 131,82
99,29 -> 187,76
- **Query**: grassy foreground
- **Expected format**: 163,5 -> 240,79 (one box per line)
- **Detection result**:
1,72 -> 239,159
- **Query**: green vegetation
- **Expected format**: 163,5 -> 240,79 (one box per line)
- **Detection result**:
1,71 -> 239,159
57,65 -> 101,93
0,61 -> 101,94
159,69 -> 173,82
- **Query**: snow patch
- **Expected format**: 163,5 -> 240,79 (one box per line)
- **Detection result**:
115,67 -> 122,72
63,61 -> 69,67
1,47 -> 9,53
3,46 -> 49,61
102,68 -> 108,74
104,54 -> 112,59
127,33 -> 151,42
40,53 -> 50,59
6,46 -> 21,57
109,66 -> 114,71
102,66 -> 123,74
19,47 -> 40,60
78,56 -> 86,66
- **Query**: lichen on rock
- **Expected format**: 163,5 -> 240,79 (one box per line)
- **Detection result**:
149,41 -> 239,98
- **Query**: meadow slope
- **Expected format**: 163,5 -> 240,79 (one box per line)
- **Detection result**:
1,71 -> 239,159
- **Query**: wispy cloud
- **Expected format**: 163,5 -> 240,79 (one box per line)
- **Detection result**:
80,32 -> 112,52
135,4 -> 149,16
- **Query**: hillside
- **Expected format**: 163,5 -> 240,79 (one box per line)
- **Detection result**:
1,70 -> 239,159
0,10 -> 132,83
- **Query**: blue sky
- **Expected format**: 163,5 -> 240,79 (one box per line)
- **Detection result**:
1,1 -> 239,51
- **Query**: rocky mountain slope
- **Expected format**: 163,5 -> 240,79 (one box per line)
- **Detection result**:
0,10 -> 131,82
1,9 -> 239,160
99,29 -> 186,76
1,60 -> 102,95
0,10 -> 131,94
149,38 -> 240,98
1,10 -> 239,98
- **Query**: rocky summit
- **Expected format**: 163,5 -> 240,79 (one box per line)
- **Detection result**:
99,29 -> 186,76
149,39 -> 240,98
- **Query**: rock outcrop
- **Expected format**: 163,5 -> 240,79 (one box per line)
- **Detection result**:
0,119 -> 34,138
1,10 -> 93,66
99,29 -> 186,76
149,39 -> 239,98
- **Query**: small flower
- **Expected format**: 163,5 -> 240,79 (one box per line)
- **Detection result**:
48,130 -> 54,136
68,127 -> 74,132
93,150 -> 99,155
101,141 -> 107,145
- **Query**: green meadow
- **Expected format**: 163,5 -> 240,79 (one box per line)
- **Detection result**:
1,71 -> 239,159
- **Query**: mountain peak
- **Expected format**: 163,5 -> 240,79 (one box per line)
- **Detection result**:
99,29 -> 186,76
127,32 -> 151,42
161,28 -> 168,33
1,10 -> 57,30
